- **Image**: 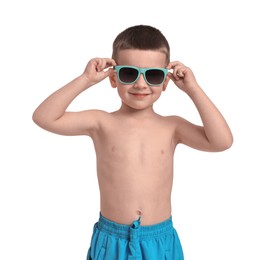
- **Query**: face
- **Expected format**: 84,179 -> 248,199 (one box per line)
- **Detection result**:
110,49 -> 170,111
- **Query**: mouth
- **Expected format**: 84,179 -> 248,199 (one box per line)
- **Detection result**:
129,93 -> 151,98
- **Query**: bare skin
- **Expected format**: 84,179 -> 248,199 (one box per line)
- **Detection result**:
33,50 -> 233,225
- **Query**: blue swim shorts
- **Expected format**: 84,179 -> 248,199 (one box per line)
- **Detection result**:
86,214 -> 184,260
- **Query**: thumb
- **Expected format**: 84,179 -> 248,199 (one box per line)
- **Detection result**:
167,72 -> 176,83
98,67 -> 114,79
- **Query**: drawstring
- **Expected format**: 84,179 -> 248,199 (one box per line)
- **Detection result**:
131,215 -> 141,229
129,215 -> 142,259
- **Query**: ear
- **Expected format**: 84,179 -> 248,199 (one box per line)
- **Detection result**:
109,70 -> 118,88
162,74 -> 171,91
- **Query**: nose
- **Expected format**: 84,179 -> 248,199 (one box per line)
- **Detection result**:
134,74 -> 148,89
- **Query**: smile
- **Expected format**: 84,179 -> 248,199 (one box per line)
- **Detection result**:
130,93 -> 150,98
129,93 -> 151,97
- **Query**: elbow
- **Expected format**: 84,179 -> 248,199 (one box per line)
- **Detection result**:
32,111 -> 38,123
224,133 -> 234,150
32,109 -> 48,129
32,110 -> 61,134
214,135 -> 234,152
32,110 -> 41,126
219,140 -> 233,152
32,110 -> 39,125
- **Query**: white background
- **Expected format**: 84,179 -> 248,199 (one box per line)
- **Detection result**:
1,0 -> 272,259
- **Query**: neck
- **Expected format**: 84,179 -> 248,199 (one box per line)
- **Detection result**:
117,103 -> 156,119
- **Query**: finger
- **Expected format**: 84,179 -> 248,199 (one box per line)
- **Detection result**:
167,72 -> 176,82
176,69 -> 185,78
91,58 -> 103,72
104,58 -> 117,67
100,58 -> 117,71
172,67 -> 183,80
167,63 -> 186,80
102,67 -> 116,78
167,61 -> 185,70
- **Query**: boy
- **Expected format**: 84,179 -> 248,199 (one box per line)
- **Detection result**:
33,25 -> 233,259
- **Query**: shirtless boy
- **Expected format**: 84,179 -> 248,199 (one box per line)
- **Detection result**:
33,25 -> 233,259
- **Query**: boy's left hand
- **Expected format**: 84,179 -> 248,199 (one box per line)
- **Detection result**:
166,61 -> 199,94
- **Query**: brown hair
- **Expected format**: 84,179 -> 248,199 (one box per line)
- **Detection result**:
112,25 -> 170,63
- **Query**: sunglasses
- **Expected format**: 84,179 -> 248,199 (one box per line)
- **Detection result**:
114,65 -> 168,86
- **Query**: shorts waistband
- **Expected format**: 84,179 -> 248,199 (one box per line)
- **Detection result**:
97,213 -> 174,240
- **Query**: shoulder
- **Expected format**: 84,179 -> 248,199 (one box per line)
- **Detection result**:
82,109 -> 112,120
161,115 -> 188,126
163,115 -> 199,144
154,115 -> 188,133
75,109 -> 110,124
84,109 -> 110,115
75,109 -> 112,132
86,109 -> 121,128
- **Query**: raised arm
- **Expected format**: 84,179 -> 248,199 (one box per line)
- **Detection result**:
32,58 -> 116,136
167,61 -> 233,152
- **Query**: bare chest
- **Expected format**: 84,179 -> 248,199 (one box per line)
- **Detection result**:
93,120 -> 176,164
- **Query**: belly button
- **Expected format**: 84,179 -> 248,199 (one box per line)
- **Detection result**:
136,209 -> 142,216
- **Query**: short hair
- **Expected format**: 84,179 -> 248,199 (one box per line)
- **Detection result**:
112,25 -> 170,63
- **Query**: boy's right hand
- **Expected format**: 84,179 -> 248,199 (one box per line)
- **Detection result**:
83,58 -> 117,86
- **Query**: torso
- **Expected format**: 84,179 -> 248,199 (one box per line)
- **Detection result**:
90,111 -> 178,225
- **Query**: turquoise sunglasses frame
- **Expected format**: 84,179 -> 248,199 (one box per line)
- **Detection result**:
114,65 -> 168,86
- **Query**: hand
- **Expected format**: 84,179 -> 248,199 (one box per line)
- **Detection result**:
167,61 -> 199,93
83,58 -> 117,86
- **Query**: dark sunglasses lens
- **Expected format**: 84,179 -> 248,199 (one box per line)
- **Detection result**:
119,67 -> 138,83
146,69 -> 165,85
